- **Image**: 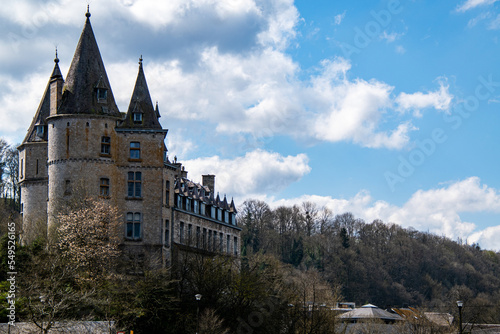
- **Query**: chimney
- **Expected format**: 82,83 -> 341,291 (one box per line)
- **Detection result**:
202,174 -> 215,193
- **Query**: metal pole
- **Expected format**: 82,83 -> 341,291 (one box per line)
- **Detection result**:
458,305 -> 463,334
195,294 -> 202,334
196,302 -> 200,334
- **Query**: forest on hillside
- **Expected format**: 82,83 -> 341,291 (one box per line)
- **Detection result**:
239,199 -> 500,321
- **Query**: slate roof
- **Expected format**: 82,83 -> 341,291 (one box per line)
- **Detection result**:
174,177 -> 237,213
339,304 -> 403,322
57,9 -> 121,117
117,57 -> 162,129
22,54 -> 62,144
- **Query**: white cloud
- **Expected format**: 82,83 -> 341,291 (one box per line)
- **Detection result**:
380,31 -> 404,43
112,0 -> 262,29
469,225 -> 500,250
334,11 -> 346,25
456,0 -> 499,12
265,177 -> 500,250
182,149 -> 311,198
467,12 -> 492,27
396,81 -> 453,117
257,0 -> 300,49
1,0 -> 455,152
0,71 -> 49,144
384,177 -> 500,237
0,0 -> 84,28
166,131 -> 197,159
395,45 -> 406,54
310,59 -> 419,149
488,13 -> 500,28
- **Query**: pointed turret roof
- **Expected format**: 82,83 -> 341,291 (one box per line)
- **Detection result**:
230,198 -> 237,213
118,56 -> 162,129
22,52 -> 63,144
57,8 -> 120,117
51,50 -> 63,79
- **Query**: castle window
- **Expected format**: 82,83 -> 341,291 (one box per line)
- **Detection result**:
164,222 -> 170,248
188,224 -> 193,245
226,235 -> 230,253
234,237 -> 238,256
219,233 -> 223,252
97,88 -> 107,102
127,171 -> 142,198
203,228 -> 207,249
133,112 -> 143,123
224,211 -> 229,224
176,194 -> 181,208
186,198 -> 191,211
165,181 -> 170,206
100,178 -> 110,197
126,212 -> 141,241
64,180 -> 71,195
211,206 -> 216,219
130,142 -> 140,160
101,136 -> 111,155
231,213 -> 236,226
200,202 -> 205,215
180,222 -> 185,244
196,226 -> 201,248
217,208 -> 222,221
208,230 -> 212,250
193,200 -> 199,214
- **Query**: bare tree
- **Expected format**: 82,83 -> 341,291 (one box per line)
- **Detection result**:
199,308 -> 230,334
56,197 -> 122,280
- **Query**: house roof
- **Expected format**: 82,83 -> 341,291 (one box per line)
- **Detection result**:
57,7 -> 121,117
339,304 -> 403,321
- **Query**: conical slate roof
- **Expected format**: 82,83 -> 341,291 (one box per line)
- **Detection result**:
22,54 -> 62,143
118,57 -> 162,129
58,9 -> 120,117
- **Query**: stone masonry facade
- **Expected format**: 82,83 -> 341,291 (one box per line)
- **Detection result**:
18,8 -> 240,267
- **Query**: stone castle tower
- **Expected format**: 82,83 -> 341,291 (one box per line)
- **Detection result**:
18,8 -> 240,266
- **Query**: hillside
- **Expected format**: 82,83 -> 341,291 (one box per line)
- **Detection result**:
239,199 -> 500,323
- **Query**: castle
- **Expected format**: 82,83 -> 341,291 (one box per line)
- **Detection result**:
18,8 -> 240,267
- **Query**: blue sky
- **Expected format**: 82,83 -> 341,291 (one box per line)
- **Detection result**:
1,0 -> 500,249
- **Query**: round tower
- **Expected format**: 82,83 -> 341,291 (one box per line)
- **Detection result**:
45,9 -> 123,235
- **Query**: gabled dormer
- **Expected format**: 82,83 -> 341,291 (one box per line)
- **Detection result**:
94,76 -> 108,104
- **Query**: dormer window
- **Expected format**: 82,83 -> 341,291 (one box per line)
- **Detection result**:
95,76 -> 108,103
96,88 -> 107,102
35,125 -> 45,138
133,112 -> 143,123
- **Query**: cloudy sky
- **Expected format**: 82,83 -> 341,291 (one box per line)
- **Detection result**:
2,0 -> 500,250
